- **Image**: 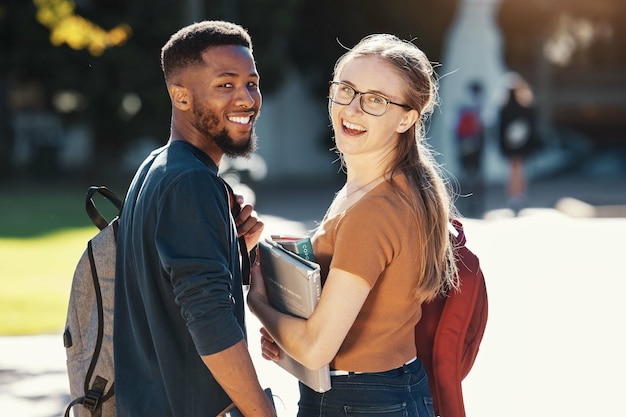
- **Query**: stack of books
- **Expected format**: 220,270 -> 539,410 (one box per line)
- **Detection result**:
257,235 -> 331,393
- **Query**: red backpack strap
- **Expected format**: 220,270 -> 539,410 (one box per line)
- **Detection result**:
451,219 -> 466,246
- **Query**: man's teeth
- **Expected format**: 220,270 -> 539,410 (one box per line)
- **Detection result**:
343,121 -> 366,132
229,115 -> 251,124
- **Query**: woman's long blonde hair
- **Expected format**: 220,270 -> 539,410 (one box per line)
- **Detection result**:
333,34 -> 459,302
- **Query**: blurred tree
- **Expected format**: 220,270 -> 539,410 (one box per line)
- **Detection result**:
34,0 -> 131,57
276,0 -> 457,152
0,0 -> 182,178
0,0 -> 458,180
498,0 -> 626,145
498,0 -> 626,77
285,0 -> 457,97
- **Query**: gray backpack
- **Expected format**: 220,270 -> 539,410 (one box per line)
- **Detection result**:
63,186 -> 123,417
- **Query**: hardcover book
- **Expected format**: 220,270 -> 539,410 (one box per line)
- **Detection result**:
270,234 -> 316,262
257,239 -> 331,393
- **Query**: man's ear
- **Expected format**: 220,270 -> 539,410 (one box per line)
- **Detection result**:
169,84 -> 191,111
396,109 -> 419,134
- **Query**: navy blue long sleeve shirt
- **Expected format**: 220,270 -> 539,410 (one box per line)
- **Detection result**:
114,140 -> 245,417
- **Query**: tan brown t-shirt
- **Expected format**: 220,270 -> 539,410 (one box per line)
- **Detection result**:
312,175 -> 425,372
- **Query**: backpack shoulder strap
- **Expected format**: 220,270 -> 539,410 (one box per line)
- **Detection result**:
220,179 -> 250,286
85,186 -> 123,230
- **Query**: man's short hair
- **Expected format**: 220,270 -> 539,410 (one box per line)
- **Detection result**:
161,20 -> 253,81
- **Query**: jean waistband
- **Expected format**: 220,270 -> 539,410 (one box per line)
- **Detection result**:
329,356 -> 417,377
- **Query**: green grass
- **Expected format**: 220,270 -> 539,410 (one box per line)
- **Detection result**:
0,228 -> 96,334
0,183 -> 122,335
0,184 -> 121,238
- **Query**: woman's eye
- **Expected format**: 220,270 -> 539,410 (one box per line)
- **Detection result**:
369,95 -> 384,105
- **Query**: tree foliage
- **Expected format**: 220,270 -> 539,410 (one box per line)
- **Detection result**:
284,0 -> 457,97
497,0 -> 626,145
34,0 -> 132,56
497,0 -> 626,77
3,0 -> 626,178
0,0 -> 457,178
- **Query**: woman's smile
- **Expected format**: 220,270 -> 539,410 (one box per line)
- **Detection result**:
342,119 -> 367,136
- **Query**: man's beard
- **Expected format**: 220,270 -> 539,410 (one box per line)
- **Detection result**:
193,103 -> 258,158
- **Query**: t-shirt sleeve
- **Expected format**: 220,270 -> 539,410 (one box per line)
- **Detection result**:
156,172 -> 244,356
331,195 -> 406,288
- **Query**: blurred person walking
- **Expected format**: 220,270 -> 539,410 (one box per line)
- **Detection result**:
455,80 -> 485,217
248,34 -> 459,417
498,72 -> 540,214
113,21 -> 276,417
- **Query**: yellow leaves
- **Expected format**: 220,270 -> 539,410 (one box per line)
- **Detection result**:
33,0 -> 132,56
108,24 -> 132,45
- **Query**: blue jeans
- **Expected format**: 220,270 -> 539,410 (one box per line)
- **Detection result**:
297,358 -> 435,417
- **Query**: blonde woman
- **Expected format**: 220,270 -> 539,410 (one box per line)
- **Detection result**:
248,34 -> 458,417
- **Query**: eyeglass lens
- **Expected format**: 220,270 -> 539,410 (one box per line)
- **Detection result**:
329,83 -> 389,116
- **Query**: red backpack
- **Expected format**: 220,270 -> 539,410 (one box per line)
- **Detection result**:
415,219 -> 488,417
455,107 -> 482,140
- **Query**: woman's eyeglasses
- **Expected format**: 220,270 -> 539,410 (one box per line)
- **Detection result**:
328,81 -> 412,116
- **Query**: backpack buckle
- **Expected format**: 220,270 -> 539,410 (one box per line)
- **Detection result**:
83,389 -> 102,411
83,375 -> 108,410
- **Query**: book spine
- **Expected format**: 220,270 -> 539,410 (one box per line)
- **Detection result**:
294,238 -> 315,262
309,269 -> 322,311
277,237 -> 315,262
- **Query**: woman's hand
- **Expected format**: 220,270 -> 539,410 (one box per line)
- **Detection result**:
247,252 -> 268,301
259,327 -> 281,361
247,249 -> 271,319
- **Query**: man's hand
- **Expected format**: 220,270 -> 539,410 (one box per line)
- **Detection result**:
233,194 -> 264,249
202,340 -> 276,417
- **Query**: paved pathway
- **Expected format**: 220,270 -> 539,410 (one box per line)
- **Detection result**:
0,334 -> 69,417
2,174 -> 626,416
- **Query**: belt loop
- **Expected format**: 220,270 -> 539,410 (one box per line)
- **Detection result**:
403,356 -> 417,374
